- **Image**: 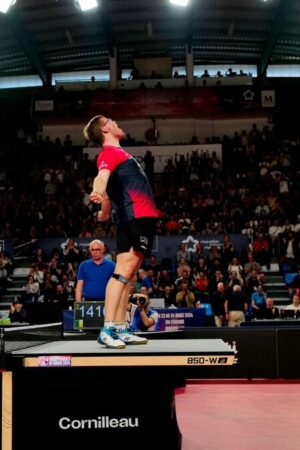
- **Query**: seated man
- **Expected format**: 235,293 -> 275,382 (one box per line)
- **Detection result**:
262,298 -> 279,320
9,299 -> 27,323
251,285 -> 267,319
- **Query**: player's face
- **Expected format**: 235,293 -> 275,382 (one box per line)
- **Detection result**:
101,117 -> 125,139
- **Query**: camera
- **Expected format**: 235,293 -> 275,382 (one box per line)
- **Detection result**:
136,296 -> 148,306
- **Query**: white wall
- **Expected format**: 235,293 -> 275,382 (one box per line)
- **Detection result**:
41,116 -> 269,146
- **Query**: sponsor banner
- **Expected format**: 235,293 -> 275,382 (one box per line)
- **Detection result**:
90,87 -> 223,118
84,143 -> 222,173
38,234 -> 249,264
261,90 -> 276,108
34,100 -> 54,111
39,356 -> 72,367
13,367 -> 180,450
157,307 -> 206,331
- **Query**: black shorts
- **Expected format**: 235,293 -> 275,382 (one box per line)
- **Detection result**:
116,218 -> 156,256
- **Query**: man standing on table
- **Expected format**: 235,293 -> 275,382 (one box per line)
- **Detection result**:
84,116 -> 158,348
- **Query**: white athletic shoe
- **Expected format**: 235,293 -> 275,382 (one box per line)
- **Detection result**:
98,327 -> 126,349
117,329 -> 148,345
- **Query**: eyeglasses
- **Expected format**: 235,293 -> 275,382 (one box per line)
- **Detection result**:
91,248 -> 102,251
102,118 -> 111,127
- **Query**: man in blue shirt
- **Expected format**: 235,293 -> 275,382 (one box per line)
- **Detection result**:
75,240 -> 115,302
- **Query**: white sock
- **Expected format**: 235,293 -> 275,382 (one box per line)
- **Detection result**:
115,323 -> 126,332
104,321 -> 115,329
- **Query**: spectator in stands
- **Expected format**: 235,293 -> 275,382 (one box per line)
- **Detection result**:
162,285 -> 176,308
190,243 -> 206,267
147,269 -> 159,298
62,238 -> 81,269
22,275 -> 40,302
252,233 -> 271,270
31,247 -> 48,270
263,297 -> 280,320
193,256 -> 208,276
47,257 -> 63,284
244,252 -> 261,278
208,246 -> 222,266
39,273 -> 56,302
177,257 -> 192,278
225,284 -> 248,327
228,257 -> 244,280
255,198 -> 270,217
201,69 -> 210,78
29,264 -> 44,285
279,231 -> 298,272
0,261 -> 8,298
251,285 -> 267,319
9,299 -> 27,323
142,150 -> 155,188
246,270 -> 262,296
52,283 -> 68,309
176,281 -> 195,308
144,254 -> 160,277
225,68 -> 236,76
287,270 -> 300,298
285,294 -> 300,315
174,269 -> 191,290
282,218 -> 295,235
193,271 -> 209,303
176,242 -> 190,264
211,282 -> 227,327
209,269 -> 226,294
165,214 -> 179,235
227,270 -> 244,291
75,240 -> 115,302
130,65 -> 140,80
177,212 -> 192,236
269,219 -> 283,256
158,269 -> 174,294
137,268 -> 153,296
221,234 -> 235,268
0,251 -> 13,281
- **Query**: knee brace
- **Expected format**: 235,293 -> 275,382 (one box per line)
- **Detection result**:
112,273 -> 130,284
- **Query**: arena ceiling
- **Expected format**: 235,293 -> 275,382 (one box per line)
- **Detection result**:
0,0 -> 300,83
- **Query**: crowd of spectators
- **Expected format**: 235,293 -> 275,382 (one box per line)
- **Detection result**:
1,121 -> 300,264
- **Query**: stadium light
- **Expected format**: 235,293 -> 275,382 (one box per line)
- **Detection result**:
74,0 -> 99,12
169,0 -> 189,6
0,0 -> 17,14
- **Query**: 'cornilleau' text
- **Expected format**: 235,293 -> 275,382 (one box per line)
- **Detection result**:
59,416 -> 139,430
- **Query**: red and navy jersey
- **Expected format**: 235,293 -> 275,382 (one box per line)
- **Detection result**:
97,145 -> 158,223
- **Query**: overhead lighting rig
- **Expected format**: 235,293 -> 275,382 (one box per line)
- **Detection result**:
0,0 -> 17,14
74,0 -> 99,12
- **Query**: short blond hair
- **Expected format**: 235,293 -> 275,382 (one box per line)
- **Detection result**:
83,115 -> 104,146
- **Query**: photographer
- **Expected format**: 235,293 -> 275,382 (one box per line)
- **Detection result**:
128,293 -> 159,332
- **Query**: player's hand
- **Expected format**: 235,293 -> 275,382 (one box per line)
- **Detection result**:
90,191 -> 103,204
97,210 -> 110,222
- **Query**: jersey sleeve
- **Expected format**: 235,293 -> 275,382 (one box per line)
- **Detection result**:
97,148 -> 128,172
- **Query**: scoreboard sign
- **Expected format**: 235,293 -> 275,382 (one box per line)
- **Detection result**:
74,301 -> 105,329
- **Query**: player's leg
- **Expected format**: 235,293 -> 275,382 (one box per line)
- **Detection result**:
114,251 -> 148,344
98,251 -> 142,348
